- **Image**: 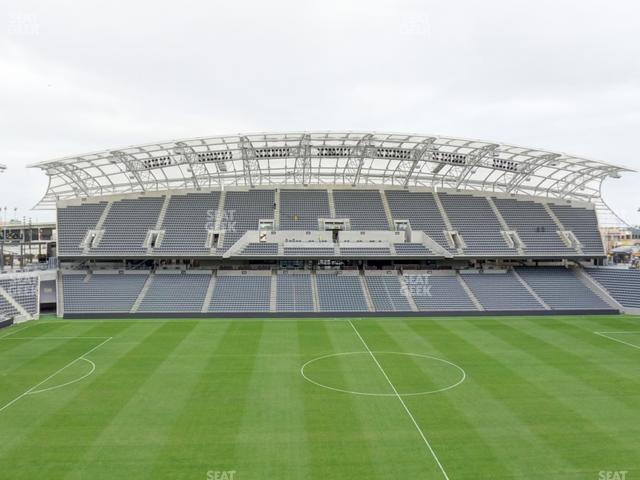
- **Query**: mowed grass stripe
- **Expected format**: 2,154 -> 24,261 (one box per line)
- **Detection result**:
406,319 -> 587,478
0,320 -> 130,409
390,319 -> 563,478
510,319 -> 640,403
0,321 -> 71,370
62,321 -> 228,480
1,315 -> 639,479
298,320 -> 389,479
146,321 -> 264,478
0,338 -> 105,403
0,321 -> 192,480
557,316 -> 640,358
330,320 -> 450,479
460,319 -> 639,476
0,320 -> 136,466
360,320 -> 513,479
486,320 -> 640,417
234,321 -> 311,479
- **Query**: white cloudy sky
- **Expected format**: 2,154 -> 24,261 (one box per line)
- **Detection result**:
0,0 -> 639,225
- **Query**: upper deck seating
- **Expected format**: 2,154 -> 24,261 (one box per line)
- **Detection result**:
385,190 -> 451,252
155,192 -> 220,255
439,193 -> 516,256
92,197 -> 164,255
221,190 -> 275,251
57,202 -> 107,255
492,198 -> 575,255
549,204 -> 604,255
333,190 -> 389,230
280,189 -> 330,230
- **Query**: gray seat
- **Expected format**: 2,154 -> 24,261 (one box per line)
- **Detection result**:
63,273 -> 148,313
515,267 -> 610,310
586,268 -> 640,308
276,273 -> 314,312
461,271 -> 545,310
316,274 -> 368,312
365,276 -> 411,311
139,274 -> 210,312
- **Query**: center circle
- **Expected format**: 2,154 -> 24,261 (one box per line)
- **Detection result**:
300,352 -> 465,397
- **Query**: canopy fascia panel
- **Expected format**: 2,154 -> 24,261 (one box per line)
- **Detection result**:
29,132 -> 635,209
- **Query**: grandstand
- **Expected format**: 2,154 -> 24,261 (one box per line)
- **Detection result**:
26,131 -> 639,317
6,131 -> 640,480
0,272 -> 40,323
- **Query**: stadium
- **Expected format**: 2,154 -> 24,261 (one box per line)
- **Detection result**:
1,131 -> 640,478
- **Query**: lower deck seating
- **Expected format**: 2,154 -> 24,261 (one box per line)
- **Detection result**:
59,267 -> 620,316
0,296 -> 19,319
209,275 -> 271,312
515,267 -> 610,310
461,271 -> 545,311
586,268 -> 640,308
276,273 -> 314,312
316,274 -> 369,312
63,273 -> 148,313
138,273 -> 210,313
365,276 -> 411,311
403,274 -> 477,311
0,276 -> 39,316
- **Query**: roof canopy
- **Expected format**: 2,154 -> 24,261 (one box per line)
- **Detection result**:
29,131 -> 634,208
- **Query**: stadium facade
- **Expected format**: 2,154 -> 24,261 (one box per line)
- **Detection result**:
24,132 -> 640,318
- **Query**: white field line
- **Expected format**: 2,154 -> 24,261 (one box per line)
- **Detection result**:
348,320 -> 450,480
0,336 -> 112,414
594,331 -> 640,351
29,358 -> 96,395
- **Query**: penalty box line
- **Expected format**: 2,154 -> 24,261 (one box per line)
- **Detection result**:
0,336 -> 113,414
348,320 -> 450,480
594,331 -> 640,351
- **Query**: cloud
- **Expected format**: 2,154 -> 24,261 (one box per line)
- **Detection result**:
0,0 -> 638,225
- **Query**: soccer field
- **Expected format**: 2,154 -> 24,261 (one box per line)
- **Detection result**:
1,315 -> 639,480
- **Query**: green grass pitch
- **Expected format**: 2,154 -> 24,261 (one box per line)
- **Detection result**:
1,314 -> 639,479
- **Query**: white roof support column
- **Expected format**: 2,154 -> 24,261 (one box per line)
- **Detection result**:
239,136 -> 260,187
347,133 -> 373,186
26,132 -> 634,209
398,137 -> 437,187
